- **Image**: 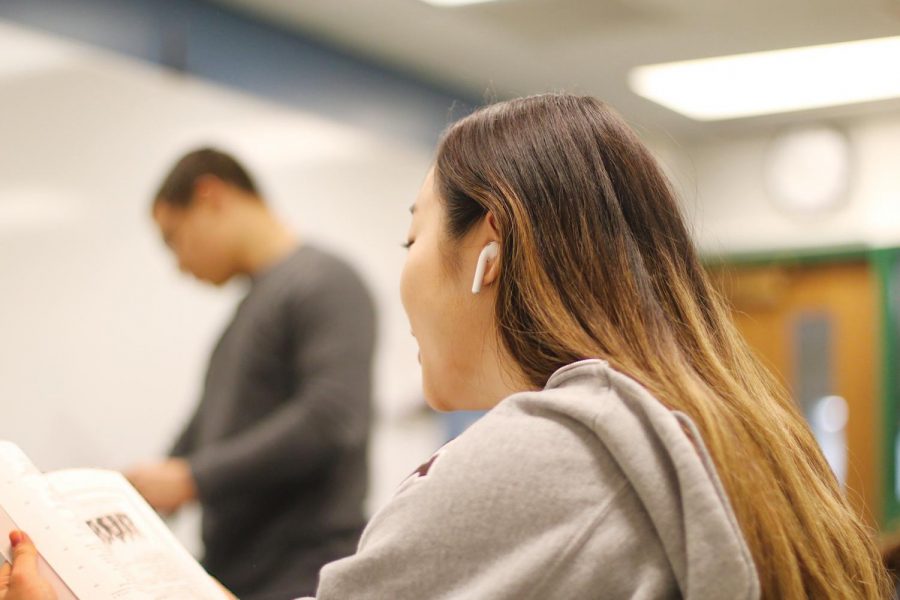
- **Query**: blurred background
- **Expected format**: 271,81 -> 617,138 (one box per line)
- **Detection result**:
2,0 -> 900,552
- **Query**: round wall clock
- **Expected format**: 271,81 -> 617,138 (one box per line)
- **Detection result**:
763,124 -> 852,217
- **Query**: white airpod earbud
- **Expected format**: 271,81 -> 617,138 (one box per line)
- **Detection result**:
471,242 -> 499,294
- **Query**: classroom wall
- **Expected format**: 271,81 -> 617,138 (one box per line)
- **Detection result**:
0,19 -> 451,554
660,113 -> 900,255
0,0 -> 474,147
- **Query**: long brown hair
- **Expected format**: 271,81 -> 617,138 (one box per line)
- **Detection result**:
435,94 -> 890,599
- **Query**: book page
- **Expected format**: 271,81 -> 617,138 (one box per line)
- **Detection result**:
46,468 -> 226,600
0,442 -> 127,598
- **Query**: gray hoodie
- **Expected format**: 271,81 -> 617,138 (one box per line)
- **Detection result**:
300,359 -> 760,599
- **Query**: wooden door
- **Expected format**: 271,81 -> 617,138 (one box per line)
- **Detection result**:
711,261 -> 880,524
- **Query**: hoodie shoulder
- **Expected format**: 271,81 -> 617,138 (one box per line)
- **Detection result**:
516,359 -> 760,600
317,377 -> 677,600
315,360 -> 759,600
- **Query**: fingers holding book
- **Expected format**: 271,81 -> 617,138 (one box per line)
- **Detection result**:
0,531 -> 56,600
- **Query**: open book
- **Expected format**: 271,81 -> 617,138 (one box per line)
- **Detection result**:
0,441 -> 227,599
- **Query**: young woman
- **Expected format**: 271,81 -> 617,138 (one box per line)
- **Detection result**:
2,94 -> 890,599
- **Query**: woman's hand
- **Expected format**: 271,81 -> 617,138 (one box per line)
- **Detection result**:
0,532 -> 56,600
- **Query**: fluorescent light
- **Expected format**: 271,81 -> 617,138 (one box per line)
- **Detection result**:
629,36 -> 900,121
419,0 -> 500,6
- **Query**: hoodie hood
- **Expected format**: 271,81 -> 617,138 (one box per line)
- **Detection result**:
544,359 -> 760,600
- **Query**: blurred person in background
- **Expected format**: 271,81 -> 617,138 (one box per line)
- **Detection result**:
125,148 -> 376,600
3,97 -> 890,599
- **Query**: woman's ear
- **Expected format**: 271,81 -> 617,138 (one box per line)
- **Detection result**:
485,211 -> 501,239
480,242 -> 501,290
473,212 -> 502,292
472,242 -> 499,293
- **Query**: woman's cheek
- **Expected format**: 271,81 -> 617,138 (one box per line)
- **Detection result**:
399,259 -> 416,321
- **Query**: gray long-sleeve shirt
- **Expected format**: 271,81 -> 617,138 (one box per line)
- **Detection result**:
301,359 -> 759,599
171,245 -> 376,600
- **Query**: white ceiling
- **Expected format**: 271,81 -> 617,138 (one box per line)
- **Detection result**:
209,0 -> 900,139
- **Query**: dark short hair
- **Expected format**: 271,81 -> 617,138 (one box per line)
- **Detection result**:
154,147 -> 259,207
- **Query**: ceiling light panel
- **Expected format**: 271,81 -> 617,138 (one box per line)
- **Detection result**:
629,36 -> 900,120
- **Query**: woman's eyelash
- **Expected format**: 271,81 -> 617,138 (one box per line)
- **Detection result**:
401,240 -> 414,249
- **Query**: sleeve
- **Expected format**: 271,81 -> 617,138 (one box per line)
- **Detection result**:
185,262 -> 377,499
169,409 -> 200,458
